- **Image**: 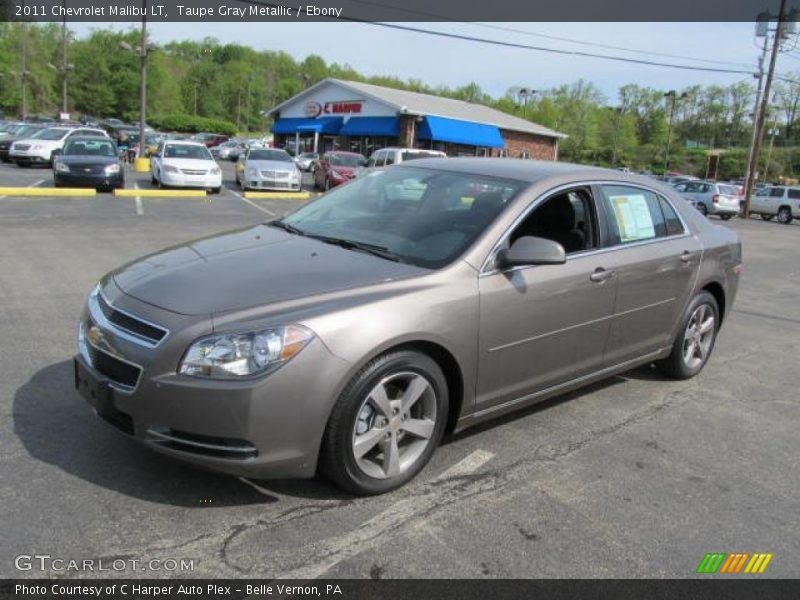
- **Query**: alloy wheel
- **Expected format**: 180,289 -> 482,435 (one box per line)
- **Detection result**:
351,371 -> 437,480
682,304 -> 715,370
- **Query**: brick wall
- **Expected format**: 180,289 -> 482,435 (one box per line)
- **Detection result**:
497,130 -> 558,160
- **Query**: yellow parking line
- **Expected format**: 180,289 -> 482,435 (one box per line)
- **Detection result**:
114,189 -> 207,198
243,191 -> 312,199
0,187 -> 96,197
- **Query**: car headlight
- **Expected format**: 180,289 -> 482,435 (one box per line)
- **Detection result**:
31,144 -> 43,151
104,163 -> 120,174
163,164 -> 179,173
210,166 -> 221,175
247,169 -> 258,177
54,161 -> 70,173
179,325 -> 314,379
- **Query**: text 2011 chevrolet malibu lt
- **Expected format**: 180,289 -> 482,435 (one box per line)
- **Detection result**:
75,158 -> 741,494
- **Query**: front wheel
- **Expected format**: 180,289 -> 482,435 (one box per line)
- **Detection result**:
656,291 -> 719,380
209,187 -> 221,195
320,351 -> 448,495
697,203 -> 708,217
777,207 -> 793,224
761,213 -> 774,221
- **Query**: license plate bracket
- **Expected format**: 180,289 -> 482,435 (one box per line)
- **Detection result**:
74,358 -> 112,413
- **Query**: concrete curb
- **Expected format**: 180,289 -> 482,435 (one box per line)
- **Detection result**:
114,189 -> 207,198
0,187 -> 97,197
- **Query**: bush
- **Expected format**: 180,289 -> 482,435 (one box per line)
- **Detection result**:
148,114 -> 237,136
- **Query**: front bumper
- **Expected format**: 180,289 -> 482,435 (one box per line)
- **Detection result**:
74,282 -> 352,479
160,170 -> 222,189
243,176 -> 301,191
55,171 -> 124,189
11,151 -> 51,165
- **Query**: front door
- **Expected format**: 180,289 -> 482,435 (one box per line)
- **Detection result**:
476,187 -> 617,411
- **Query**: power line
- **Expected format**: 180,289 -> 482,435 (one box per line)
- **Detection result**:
347,0 -> 755,69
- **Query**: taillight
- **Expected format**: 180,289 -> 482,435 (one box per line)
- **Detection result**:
712,195 -> 720,204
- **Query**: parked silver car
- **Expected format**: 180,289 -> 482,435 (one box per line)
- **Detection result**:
74,159 -> 741,495
673,180 -> 740,219
294,152 -> 319,172
235,147 -> 301,191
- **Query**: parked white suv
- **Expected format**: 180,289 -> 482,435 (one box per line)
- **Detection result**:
750,185 -> 800,224
10,126 -> 108,167
356,147 -> 446,177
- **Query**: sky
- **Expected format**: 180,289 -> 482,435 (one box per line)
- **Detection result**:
66,21 -> 782,102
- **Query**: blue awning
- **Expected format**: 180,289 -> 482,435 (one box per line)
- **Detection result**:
339,116 -> 400,137
271,117 -> 343,135
417,116 -> 504,148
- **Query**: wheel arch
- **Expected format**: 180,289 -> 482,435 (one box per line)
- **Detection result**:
700,280 -> 726,324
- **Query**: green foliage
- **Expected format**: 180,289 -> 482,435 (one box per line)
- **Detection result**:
149,113 -> 237,135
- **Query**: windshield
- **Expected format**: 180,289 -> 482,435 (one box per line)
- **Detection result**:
63,139 -> 117,157
248,149 -> 292,162
282,166 -> 523,269
35,128 -> 70,141
329,154 -> 365,167
164,144 -> 212,160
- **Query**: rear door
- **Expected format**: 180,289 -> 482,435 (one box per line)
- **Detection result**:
597,184 -> 701,364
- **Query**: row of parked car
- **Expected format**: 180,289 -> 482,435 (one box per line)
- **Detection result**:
664,173 -> 799,225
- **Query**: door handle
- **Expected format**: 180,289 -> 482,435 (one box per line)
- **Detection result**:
680,251 -> 695,263
590,267 -> 615,283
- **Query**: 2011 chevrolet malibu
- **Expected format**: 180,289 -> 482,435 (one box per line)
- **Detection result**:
74,159 -> 741,495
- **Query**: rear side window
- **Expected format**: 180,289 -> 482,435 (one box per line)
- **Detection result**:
769,187 -> 786,198
384,152 -> 395,166
600,185 -> 667,244
788,189 -> 800,199
659,197 -> 685,236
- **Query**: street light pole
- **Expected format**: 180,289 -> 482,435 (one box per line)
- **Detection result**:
138,0 -> 147,161
20,17 -> 29,119
60,1 -> 68,114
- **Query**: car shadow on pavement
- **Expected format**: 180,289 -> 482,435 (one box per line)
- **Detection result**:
13,360 -> 350,506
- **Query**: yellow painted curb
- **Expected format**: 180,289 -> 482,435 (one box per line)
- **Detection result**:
133,157 -> 151,172
243,191 -> 312,199
114,189 -> 207,198
0,187 -> 97,197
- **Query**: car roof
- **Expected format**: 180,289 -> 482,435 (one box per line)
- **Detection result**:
164,140 -> 207,146
65,136 -> 115,142
395,157 -> 616,183
326,151 -> 363,156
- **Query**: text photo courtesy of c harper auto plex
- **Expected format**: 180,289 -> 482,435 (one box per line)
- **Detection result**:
0,1 -> 798,599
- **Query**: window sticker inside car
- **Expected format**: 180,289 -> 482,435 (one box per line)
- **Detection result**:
610,194 -> 655,242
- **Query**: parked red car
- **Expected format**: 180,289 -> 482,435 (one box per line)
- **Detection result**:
191,132 -> 230,148
313,151 -> 366,190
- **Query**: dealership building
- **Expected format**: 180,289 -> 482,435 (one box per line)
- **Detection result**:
267,78 -> 565,159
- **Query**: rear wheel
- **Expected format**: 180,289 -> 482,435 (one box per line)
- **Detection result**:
209,187 -> 221,195
656,291 -> 719,380
719,214 -> 732,221
777,206 -> 793,224
321,350 -> 448,495
697,203 -> 708,216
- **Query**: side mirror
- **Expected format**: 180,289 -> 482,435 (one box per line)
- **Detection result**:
496,236 -> 566,269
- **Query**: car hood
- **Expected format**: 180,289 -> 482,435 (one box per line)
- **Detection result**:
111,224 -> 426,316
60,155 -> 118,165
245,159 -> 297,171
161,157 -> 216,169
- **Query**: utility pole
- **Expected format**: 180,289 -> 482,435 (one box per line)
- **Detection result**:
663,90 -> 688,173
743,0 -> 789,217
49,1 -> 73,117
138,0 -> 147,161
743,31 -> 769,199
20,18 -> 29,119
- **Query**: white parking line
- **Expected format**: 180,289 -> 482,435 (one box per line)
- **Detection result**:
134,181 -> 143,216
225,185 -> 276,217
275,449 -> 495,580
238,476 -> 275,497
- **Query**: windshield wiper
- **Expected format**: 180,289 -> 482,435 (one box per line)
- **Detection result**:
268,220 -> 306,236
305,234 -> 403,263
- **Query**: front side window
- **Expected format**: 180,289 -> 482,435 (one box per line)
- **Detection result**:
281,166 -> 524,269
509,188 -> 598,254
601,185 -> 668,244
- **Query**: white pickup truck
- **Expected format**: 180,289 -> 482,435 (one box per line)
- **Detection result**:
750,186 -> 800,224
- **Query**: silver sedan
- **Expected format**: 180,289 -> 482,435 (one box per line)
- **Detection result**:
235,147 -> 302,191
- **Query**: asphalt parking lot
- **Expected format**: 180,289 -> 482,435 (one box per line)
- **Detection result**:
1,159 -> 798,579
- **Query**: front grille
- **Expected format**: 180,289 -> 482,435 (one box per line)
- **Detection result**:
72,164 -> 107,174
181,169 -> 207,176
97,293 -> 167,345
87,342 -> 141,389
255,181 -> 289,188
260,170 -> 290,179
14,144 -> 30,152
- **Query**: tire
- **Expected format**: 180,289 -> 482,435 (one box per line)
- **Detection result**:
761,213 -> 774,221
210,187 -> 221,195
656,291 -> 719,380
777,206 -> 792,224
697,203 -> 708,217
320,350 -> 449,495
324,177 -> 331,191
151,174 -> 157,185
719,214 -> 732,221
